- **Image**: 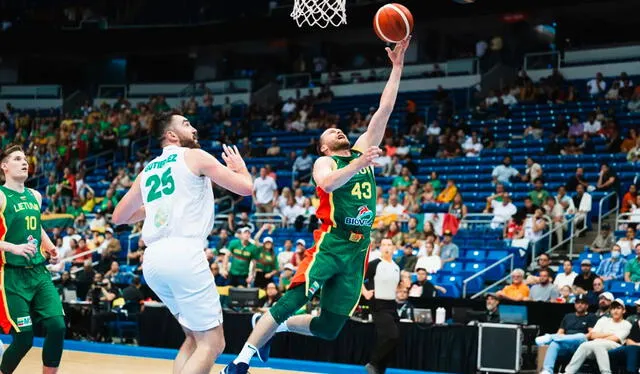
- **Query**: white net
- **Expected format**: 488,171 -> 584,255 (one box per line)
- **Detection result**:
291,0 -> 347,28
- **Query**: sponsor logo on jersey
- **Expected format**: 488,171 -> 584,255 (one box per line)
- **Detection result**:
344,205 -> 374,226
27,235 -> 39,249
16,316 -> 32,328
307,281 -> 320,298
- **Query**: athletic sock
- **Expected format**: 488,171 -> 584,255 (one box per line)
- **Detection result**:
233,343 -> 258,365
276,320 -> 290,333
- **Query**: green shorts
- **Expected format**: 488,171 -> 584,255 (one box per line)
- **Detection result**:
290,227 -> 370,316
0,264 -> 64,334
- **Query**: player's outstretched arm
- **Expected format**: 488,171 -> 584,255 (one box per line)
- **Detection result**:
112,175 -> 145,225
186,145 -> 253,196
354,36 -> 410,151
314,146 -> 382,193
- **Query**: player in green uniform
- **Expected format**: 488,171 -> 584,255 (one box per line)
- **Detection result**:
223,227 -> 260,287
0,145 -> 65,374
223,36 -> 410,374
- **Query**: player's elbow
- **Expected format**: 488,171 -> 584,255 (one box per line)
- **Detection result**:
237,178 -> 254,197
111,210 -> 125,225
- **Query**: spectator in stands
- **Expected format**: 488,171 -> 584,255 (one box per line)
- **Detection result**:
591,223 -> 615,253
585,277 -> 606,305
396,286 -> 414,321
258,283 -> 281,311
583,113 -> 602,136
253,167 -> 278,213
439,230 -> 459,264
210,262 -> 227,287
253,235 -> 278,290
621,129 -> 639,154
414,241 -> 441,274
622,184 -> 638,214
441,135 -> 462,158
528,178 -> 550,207
573,184 -> 593,230
595,292 -> 614,318
111,168 -> 132,192
504,216 -> 524,244
293,150 -> 314,184
276,239 -> 293,271
618,228 -> 640,257
104,261 -> 120,284
574,259 -> 597,293
282,195 -> 304,226
448,193 -> 467,221
382,195 -> 406,218
392,167 -> 414,192
597,245 -> 627,281
536,294 -> 597,374
554,259 -> 578,289
290,239 -> 306,270
597,162 -> 619,192
523,207 -> 547,243
491,156 -> 520,185
627,138 -> 640,164
408,268 -> 445,298
436,179 -> 458,204
527,253 -> 556,285
524,120 -> 543,140
278,264 -> 294,293
562,298 -> 631,374
420,182 -> 436,204
395,244 -> 417,272
624,244 -> 640,283
281,98 -> 296,116
224,227 -> 259,287
556,185 -> 576,214
88,275 -> 120,342
529,269 -> 559,302
522,157 -> 543,184
568,116 -> 584,138
266,138 -> 281,156
563,137 -> 581,156
486,192 -> 517,229
544,196 -> 566,245
462,132 -> 483,157
586,72 -> 607,97
496,269 -> 529,301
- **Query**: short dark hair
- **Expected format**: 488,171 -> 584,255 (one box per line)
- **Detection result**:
538,269 -> 550,277
150,112 -> 176,142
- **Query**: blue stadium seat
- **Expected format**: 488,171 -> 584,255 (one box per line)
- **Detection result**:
609,281 -> 637,296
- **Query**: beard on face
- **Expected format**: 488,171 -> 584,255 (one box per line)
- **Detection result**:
178,132 -> 200,149
328,138 -> 350,153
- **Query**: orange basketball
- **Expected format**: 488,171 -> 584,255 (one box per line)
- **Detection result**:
373,3 -> 414,43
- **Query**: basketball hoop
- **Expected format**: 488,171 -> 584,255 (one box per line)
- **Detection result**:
291,0 -> 347,28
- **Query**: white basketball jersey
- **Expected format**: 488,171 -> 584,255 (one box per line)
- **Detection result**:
140,145 -> 215,247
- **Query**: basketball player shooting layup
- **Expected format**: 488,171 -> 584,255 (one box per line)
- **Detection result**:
223,36 -> 411,374
112,113 -> 253,374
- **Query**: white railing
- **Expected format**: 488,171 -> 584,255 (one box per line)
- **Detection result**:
463,254 -> 514,299
598,191 -> 619,237
216,195 -> 235,215
252,213 -> 286,228
616,212 -> 640,230
126,232 -> 141,265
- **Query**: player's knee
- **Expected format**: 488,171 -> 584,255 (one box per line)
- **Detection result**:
12,330 -> 34,356
310,312 -> 347,341
270,286 -> 307,324
43,316 -> 66,339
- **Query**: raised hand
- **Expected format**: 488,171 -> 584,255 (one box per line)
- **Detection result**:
356,146 -> 383,169
8,243 -> 36,260
386,35 -> 412,67
221,144 -> 248,173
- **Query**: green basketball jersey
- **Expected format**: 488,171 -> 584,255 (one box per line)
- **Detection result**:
0,186 -> 44,267
314,149 -> 377,236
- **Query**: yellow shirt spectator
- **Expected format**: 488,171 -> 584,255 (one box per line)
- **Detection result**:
437,182 -> 458,203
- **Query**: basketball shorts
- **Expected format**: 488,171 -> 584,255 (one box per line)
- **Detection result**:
290,226 -> 370,317
143,237 -> 222,332
0,264 -> 64,334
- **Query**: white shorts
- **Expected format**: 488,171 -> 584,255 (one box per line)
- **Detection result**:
143,237 -> 222,331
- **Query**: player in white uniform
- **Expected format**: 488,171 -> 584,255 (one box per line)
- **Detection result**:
113,113 -> 253,374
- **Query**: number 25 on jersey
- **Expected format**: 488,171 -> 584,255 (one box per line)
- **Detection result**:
146,168 -> 176,202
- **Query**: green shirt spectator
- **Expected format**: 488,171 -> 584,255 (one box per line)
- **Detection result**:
392,166 -> 414,191
256,249 -> 277,273
625,255 -> 640,282
528,178 -> 550,207
66,198 -> 84,218
228,238 -> 260,277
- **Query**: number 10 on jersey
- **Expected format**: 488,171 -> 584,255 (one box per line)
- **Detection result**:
146,168 -> 176,202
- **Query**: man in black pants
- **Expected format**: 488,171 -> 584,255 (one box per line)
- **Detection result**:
362,238 -> 401,374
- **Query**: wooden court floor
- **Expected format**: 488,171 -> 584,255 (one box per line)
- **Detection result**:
11,347 -> 314,374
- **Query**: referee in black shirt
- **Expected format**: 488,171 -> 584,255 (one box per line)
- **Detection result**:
362,238 -> 401,374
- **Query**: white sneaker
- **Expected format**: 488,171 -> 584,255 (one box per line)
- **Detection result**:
535,334 -> 552,346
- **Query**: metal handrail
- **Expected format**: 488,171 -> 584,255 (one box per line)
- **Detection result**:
523,51 -> 561,71
127,232 -> 141,265
28,149 -> 117,190
252,213 -> 286,228
616,212 -> 640,229
216,195 -> 235,215
598,191 -> 619,237
462,254 -> 514,299
459,213 -> 494,230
